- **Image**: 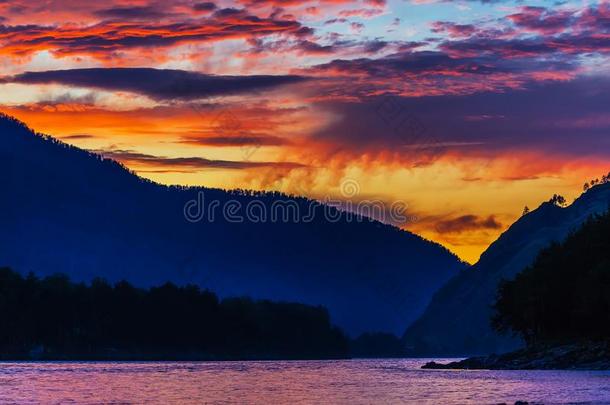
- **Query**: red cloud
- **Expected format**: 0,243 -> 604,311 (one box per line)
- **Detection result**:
339,8 -> 384,18
236,0 -> 353,7
507,6 -> 574,35
431,21 -> 476,38
0,11 -> 311,60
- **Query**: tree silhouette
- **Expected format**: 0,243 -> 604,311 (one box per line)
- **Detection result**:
493,211 -> 610,345
583,172 -> 610,192
549,194 -> 567,207
0,268 -> 349,360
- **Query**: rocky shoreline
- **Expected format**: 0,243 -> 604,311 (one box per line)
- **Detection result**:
423,342 -> 610,370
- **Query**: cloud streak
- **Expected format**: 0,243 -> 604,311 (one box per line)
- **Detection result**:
97,149 -> 306,170
8,68 -> 308,100
0,10 -> 311,59
435,214 -> 502,234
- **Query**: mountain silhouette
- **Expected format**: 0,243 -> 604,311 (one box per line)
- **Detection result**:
403,182 -> 610,355
0,113 -> 465,336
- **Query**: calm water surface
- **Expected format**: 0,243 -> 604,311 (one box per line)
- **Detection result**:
1,359 -> 609,404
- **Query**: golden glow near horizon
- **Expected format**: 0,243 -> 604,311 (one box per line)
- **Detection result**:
6,104 -> 606,263
2,0 -> 610,263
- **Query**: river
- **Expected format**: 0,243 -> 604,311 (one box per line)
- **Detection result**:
1,359 -> 609,404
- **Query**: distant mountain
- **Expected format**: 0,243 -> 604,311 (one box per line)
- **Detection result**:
403,182 -> 610,356
0,113 -> 465,336
425,208 -> 610,370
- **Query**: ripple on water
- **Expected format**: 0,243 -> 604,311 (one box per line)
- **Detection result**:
0,359 -> 609,404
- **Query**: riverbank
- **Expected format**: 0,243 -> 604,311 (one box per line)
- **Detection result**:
423,342 -> 610,370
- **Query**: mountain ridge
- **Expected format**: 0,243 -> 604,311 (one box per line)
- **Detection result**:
0,113 -> 465,336
403,182 -> 610,355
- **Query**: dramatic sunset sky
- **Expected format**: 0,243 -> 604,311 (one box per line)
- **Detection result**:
1,0 -> 609,262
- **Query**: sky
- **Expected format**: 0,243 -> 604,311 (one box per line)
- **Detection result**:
1,0 -> 610,263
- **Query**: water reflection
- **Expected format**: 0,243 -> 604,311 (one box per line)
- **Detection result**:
1,359 -> 609,404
